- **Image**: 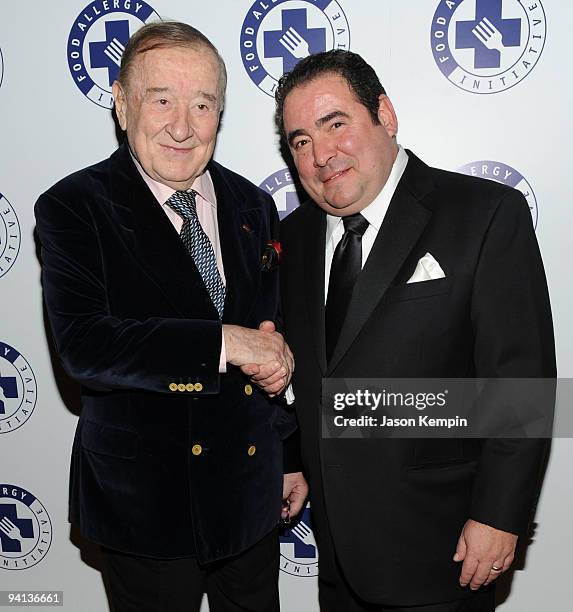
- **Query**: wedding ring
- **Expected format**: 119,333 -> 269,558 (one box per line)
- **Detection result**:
490,565 -> 502,572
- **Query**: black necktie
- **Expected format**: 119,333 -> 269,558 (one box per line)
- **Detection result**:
325,213 -> 369,362
166,190 -> 226,318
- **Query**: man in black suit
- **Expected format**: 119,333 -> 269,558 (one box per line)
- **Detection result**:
265,50 -> 554,611
35,21 -> 307,612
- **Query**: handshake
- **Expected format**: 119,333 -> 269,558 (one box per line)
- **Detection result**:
223,321 -> 294,396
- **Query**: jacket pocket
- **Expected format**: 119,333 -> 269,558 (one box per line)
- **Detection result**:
384,278 -> 451,303
81,420 -> 138,459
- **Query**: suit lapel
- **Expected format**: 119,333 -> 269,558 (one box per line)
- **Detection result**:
209,161 -> 261,324
302,205 -> 328,374
109,143 -> 217,318
327,151 -> 434,373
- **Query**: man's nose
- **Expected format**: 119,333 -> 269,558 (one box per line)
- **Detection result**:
166,105 -> 193,142
312,136 -> 336,168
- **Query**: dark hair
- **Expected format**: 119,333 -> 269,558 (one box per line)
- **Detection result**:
275,50 -> 386,142
117,21 -> 227,108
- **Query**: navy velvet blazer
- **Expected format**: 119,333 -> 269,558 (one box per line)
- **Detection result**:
280,151 -> 555,605
35,143 -> 295,562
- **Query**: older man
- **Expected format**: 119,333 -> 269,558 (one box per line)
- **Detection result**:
268,50 -> 555,611
35,21 -> 306,612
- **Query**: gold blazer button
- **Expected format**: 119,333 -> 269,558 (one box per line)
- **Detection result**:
169,383 -> 178,392
185,383 -> 195,392
248,445 -> 257,456
194,382 -> 203,392
244,384 -> 253,396
191,444 -> 202,456
177,383 -> 186,392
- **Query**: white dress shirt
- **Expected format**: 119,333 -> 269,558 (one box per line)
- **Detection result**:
324,145 -> 408,301
285,146 -> 409,404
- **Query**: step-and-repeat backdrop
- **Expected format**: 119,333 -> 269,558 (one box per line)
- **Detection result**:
1,1 -> 571,610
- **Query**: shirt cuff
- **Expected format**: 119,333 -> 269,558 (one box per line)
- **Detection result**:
285,384 -> 295,405
219,332 -> 227,373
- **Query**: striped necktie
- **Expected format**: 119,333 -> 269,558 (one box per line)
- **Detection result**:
166,190 -> 226,318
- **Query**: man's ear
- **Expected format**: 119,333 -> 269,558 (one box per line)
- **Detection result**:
112,81 -> 128,131
377,94 -> 398,138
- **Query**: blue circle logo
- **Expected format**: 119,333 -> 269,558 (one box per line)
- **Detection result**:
279,503 -> 319,577
259,168 -> 302,220
240,0 -> 350,97
0,485 -> 53,570
0,341 -> 37,435
431,0 -> 546,94
67,0 -> 161,109
458,160 -> 538,227
0,193 -> 21,280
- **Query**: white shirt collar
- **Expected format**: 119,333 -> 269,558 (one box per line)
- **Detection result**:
129,147 -> 217,208
326,145 -> 409,242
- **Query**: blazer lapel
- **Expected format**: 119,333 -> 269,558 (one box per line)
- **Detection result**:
327,152 -> 434,373
302,205 -> 328,374
208,161 -> 261,324
109,143 -> 216,318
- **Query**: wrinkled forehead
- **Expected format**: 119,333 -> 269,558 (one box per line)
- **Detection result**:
126,44 -> 223,96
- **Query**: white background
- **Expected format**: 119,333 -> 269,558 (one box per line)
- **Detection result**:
0,1 -> 571,610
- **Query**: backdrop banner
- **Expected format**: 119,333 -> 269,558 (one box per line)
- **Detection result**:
1,1 -> 571,610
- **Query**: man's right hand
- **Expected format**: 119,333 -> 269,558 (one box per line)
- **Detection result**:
239,321 -> 294,396
223,323 -> 293,393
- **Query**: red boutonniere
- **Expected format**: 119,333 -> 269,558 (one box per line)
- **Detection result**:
261,240 -> 282,270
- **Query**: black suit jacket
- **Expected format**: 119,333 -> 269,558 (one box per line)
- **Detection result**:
35,143 -> 295,562
280,151 -> 555,605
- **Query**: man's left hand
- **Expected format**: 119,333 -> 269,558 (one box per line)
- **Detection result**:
454,519 -> 518,590
282,472 -> 309,520
241,360 -> 288,396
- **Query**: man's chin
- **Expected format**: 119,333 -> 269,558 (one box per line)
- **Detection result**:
316,198 -> 364,216
152,166 -> 202,189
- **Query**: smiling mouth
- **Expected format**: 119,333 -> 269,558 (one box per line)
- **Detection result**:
322,168 -> 350,183
161,144 -> 193,153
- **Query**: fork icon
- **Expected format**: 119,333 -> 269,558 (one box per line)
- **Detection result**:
291,520 -> 315,546
279,27 -> 310,59
0,516 -> 22,541
472,17 -> 505,52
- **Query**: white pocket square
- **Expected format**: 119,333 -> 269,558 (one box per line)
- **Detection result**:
407,252 -> 446,284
